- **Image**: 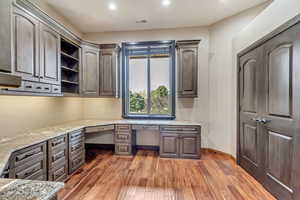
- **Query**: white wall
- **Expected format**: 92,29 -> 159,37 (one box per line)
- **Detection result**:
208,3 -> 270,156
231,0 -> 300,157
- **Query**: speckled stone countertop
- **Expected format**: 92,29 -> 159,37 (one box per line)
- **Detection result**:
0,119 -> 200,199
0,179 -> 64,200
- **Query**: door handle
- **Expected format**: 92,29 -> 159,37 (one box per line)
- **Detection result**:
251,118 -> 262,123
261,118 -> 271,124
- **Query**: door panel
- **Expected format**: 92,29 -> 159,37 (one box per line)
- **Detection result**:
268,44 -> 292,118
40,24 -> 61,85
81,46 -> 99,96
160,133 -> 179,158
239,46 -> 264,181
180,134 -> 199,159
100,50 -> 116,96
261,23 -> 300,200
13,8 -> 39,81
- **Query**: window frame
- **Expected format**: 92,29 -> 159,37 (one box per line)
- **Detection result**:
122,40 -> 176,120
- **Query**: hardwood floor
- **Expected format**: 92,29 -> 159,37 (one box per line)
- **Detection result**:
58,149 -> 276,200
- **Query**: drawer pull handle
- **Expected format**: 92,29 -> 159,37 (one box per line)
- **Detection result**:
44,87 -> 50,90
36,86 -> 42,90
25,85 -> 32,89
54,88 -> 58,91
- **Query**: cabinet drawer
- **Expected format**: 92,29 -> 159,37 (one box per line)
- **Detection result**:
115,133 -> 131,143
15,161 -> 44,180
115,143 -> 132,155
23,81 -> 36,92
69,154 -> 84,174
51,85 -> 61,93
116,125 -> 131,131
132,125 -> 159,131
49,162 -> 68,181
69,130 -> 84,141
160,126 -> 199,132
71,142 -> 83,152
49,135 -> 67,150
51,149 -> 67,164
11,142 -> 46,168
85,125 -> 115,133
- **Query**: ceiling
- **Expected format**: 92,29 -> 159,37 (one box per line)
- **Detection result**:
45,0 -> 269,33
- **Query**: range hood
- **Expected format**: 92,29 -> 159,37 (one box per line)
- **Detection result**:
0,72 -> 22,88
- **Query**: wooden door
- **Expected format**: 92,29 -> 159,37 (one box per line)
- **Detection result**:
99,49 -> 116,96
39,23 -> 61,85
239,46 -> 265,181
13,7 -> 39,81
260,23 -> 300,200
81,46 -> 99,96
160,133 -> 180,158
177,41 -> 199,98
180,134 -> 199,159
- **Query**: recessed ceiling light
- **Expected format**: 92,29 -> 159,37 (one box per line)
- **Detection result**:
108,2 -> 117,10
136,20 -> 148,24
162,0 -> 171,7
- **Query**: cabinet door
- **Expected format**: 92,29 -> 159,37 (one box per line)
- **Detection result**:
99,49 -> 116,97
160,133 -> 180,158
81,46 -> 99,96
39,23 -> 61,85
177,41 -> 199,98
180,134 -> 200,159
12,7 -> 39,81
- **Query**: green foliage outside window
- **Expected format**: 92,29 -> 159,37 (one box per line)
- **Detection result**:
129,85 -> 169,114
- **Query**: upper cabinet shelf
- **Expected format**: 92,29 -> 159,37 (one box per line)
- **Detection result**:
61,51 -> 79,62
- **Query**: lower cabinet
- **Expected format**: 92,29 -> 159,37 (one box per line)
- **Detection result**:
114,125 -> 133,155
160,126 -> 201,159
68,130 -> 85,174
8,142 -> 47,181
48,134 -> 68,181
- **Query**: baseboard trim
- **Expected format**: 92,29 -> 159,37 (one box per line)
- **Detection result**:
136,145 -> 160,151
201,148 -> 236,162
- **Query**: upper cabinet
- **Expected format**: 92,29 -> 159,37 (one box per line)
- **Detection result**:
12,7 -> 40,82
99,44 -> 120,97
176,40 -> 200,98
39,23 -> 61,85
81,44 -> 100,97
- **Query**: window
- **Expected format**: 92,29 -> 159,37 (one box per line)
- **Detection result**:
122,41 -> 176,119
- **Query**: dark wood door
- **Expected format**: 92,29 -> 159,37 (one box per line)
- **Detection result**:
39,23 -> 61,85
160,133 -> 180,158
180,134 -> 199,159
81,45 -> 99,96
99,49 -> 116,97
12,7 -> 39,82
239,46 -> 265,181
260,23 -> 300,200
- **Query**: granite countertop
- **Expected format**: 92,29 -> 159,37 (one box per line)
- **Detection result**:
0,179 -> 64,200
0,119 -> 201,200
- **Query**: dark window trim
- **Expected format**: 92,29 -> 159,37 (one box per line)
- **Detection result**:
122,40 -> 176,120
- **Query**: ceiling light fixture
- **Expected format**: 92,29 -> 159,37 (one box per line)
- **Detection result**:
108,2 -> 117,11
136,20 -> 148,24
162,0 -> 171,7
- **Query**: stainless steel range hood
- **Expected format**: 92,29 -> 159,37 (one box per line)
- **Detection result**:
0,72 -> 22,88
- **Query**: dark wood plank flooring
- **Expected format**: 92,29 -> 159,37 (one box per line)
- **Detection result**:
58,149 -> 276,200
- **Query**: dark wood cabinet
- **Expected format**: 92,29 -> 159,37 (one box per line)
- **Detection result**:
99,44 -> 120,97
68,130 -> 85,174
39,23 -> 61,85
160,133 -> 180,158
81,44 -> 100,97
160,126 -> 200,159
176,40 -> 200,98
8,142 -> 47,181
12,7 -> 40,82
238,21 -> 300,200
48,135 -> 68,181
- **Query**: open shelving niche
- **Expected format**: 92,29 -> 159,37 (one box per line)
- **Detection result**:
60,38 -> 80,94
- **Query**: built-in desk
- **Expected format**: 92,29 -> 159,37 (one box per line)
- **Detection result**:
84,121 -> 201,159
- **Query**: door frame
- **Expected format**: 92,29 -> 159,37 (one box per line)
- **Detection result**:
236,14 -> 300,164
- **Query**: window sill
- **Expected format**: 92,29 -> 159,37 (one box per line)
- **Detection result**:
122,115 -> 176,120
